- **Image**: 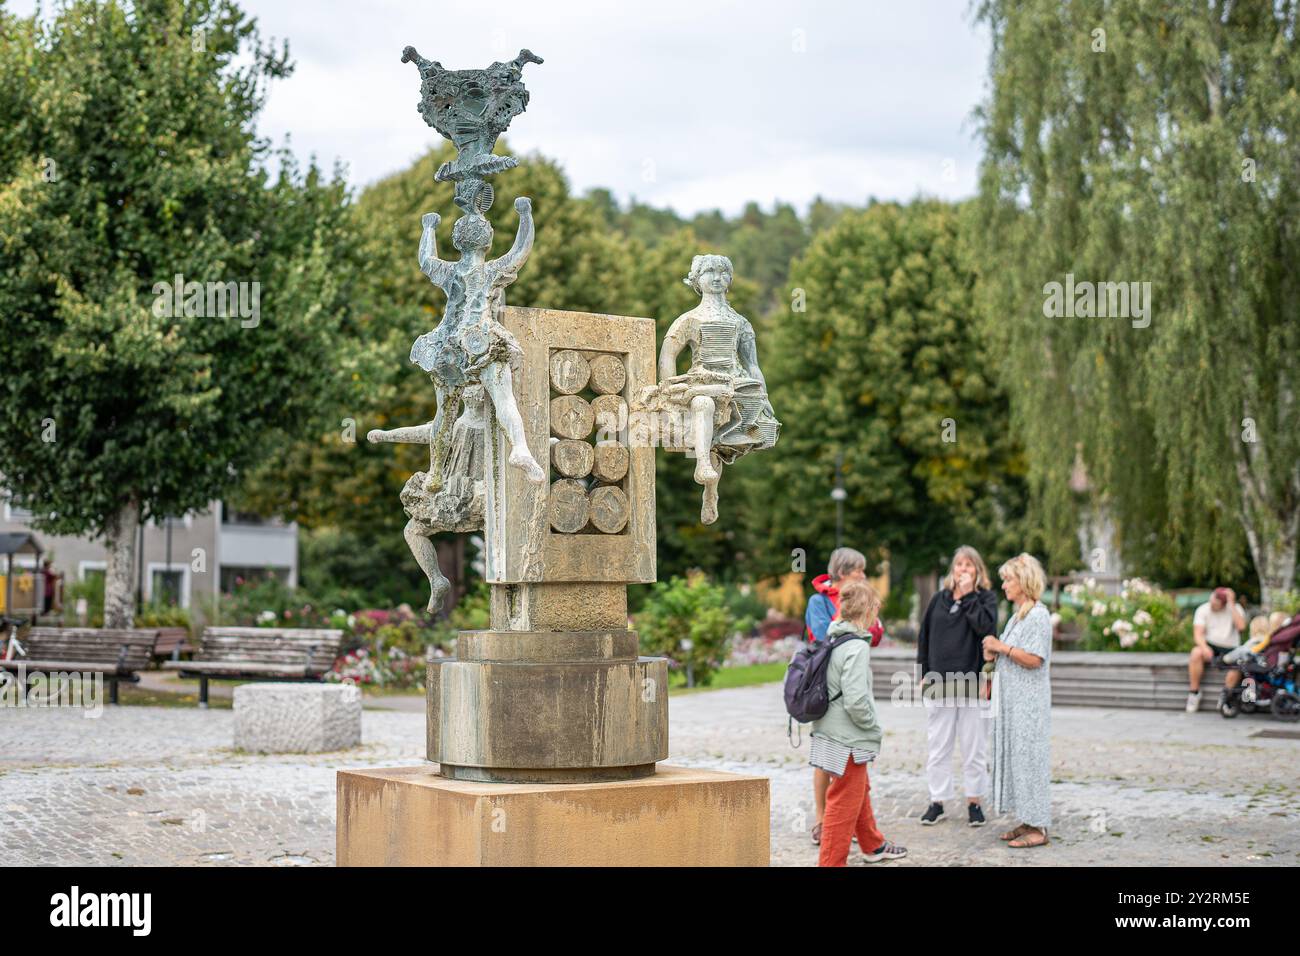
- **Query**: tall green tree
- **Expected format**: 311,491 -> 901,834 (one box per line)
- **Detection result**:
746,200 -> 1028,584
973,0 -> 1300,604
0,0 -> 354,625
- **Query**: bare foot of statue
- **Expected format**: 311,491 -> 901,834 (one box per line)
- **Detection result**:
427,576 -> 449,614
694,459 -> 720,485
511,447 -> 546,484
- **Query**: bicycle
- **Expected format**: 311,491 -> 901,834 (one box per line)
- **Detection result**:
1,615 -> 28,661
0,615 -> 29,693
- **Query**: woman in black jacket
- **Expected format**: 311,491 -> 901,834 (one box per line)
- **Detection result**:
916,546 -> 998,827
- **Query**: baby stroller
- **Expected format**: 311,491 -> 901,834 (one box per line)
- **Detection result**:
1219,616 -> 1300,722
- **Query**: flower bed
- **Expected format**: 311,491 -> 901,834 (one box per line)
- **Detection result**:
1056,578 -> 1192,652
726,634 -> 802,667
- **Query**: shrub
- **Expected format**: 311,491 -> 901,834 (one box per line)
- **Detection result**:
216,573 -> 346,630
60,578 -> 104,626
136,603 -> 191,630
1272,591 -> 1300,617
637,572 -> 739,687
328,611 -> 449,689
1061,578 -> 1192,652
722,582 -> 767,635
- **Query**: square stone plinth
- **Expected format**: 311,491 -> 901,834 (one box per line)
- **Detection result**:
234,682 -> 361,753
336,764 -> 769,866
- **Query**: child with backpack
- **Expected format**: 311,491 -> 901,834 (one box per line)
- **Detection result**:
803,547 -> 882,845
806,580 -> 908,866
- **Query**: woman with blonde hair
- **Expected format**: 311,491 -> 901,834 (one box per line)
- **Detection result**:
982,552 -> 1053,848
916,545 -> 998,828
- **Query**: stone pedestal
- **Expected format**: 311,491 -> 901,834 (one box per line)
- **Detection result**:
428,628 -> 668,783
234,682 -> 361,753
337,764 -> 769,866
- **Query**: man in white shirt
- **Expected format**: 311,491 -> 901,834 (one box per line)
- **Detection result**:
1186,587 -> 1246,712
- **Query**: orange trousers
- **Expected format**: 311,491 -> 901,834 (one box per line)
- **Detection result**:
818,759 -> 885,867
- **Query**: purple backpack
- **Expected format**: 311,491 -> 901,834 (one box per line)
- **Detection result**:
783,631 -> 865,739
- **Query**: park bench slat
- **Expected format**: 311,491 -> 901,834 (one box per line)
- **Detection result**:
163,661 -> 312,676
204,627 -> 344,641
167,626 -> 346,705
0,658 -> 147,674
6,628 -> 158,703
152,627 -> 194,660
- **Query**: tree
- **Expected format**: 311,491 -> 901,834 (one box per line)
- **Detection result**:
744,200 -> 1029,584
0,0 -> 354,625
973,0 -> 1300,605
723,202 -> 811,315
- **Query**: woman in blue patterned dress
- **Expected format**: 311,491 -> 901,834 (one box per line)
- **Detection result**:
982,552 -> 1052,848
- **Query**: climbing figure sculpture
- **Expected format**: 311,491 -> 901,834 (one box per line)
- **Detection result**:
408,201 -> 545,484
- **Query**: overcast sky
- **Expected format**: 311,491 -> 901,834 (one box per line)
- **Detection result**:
17,0 -> 991,216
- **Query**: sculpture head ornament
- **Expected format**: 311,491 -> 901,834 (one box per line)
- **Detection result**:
684,254 -> 734,295
401,45 -> 544,212
452,213 -> 494,253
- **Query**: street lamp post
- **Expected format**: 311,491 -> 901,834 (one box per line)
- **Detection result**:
830,451 -> 846,549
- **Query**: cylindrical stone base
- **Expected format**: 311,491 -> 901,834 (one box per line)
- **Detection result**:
427,629 -> 668,784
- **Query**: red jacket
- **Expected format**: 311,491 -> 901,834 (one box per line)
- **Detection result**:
805,574 -> 884,646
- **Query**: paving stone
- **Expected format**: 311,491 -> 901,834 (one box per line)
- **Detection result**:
0,685 -> 1296,866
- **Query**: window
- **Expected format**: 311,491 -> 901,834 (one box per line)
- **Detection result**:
79,563 -> 107,585
150,514 -> 193,529
150,569 -> 184,606
146,563 -> 189,608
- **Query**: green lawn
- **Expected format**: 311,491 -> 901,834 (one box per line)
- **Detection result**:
669,661 -> 786,695
118,683 -> 234,709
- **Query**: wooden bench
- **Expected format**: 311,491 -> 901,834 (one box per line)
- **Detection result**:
152,626 -> 194,662
163,626 -> 345,706
0,627 -> 158,704
866,646 -> 1220,711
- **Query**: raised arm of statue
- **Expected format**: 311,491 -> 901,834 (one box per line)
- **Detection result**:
368,384 -> 451,448
658,314 -> 691,382
367,422 -> 434,444
418,212 -> 451,289
490,197 -> 534,279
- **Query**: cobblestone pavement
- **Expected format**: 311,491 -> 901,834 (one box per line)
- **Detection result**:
671,684 -> 1300,866
1,683 -> 1297,866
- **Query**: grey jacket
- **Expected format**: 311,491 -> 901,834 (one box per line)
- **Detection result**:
810,618 -> 882,754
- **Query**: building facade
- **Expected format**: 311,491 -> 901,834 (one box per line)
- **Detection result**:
0,499 -> 297,611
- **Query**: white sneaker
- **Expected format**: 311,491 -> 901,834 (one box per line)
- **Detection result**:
1185,690 -> 1201,713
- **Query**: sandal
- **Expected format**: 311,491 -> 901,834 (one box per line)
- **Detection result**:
1007,827 -> 1049,848
999,824 -> 1030,842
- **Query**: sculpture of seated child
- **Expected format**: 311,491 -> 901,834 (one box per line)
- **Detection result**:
639,254 -> 780,524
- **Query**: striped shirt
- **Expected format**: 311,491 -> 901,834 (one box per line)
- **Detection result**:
809,734 -> 878,778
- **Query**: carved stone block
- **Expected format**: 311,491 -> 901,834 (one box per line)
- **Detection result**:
483,306 -> 655,584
